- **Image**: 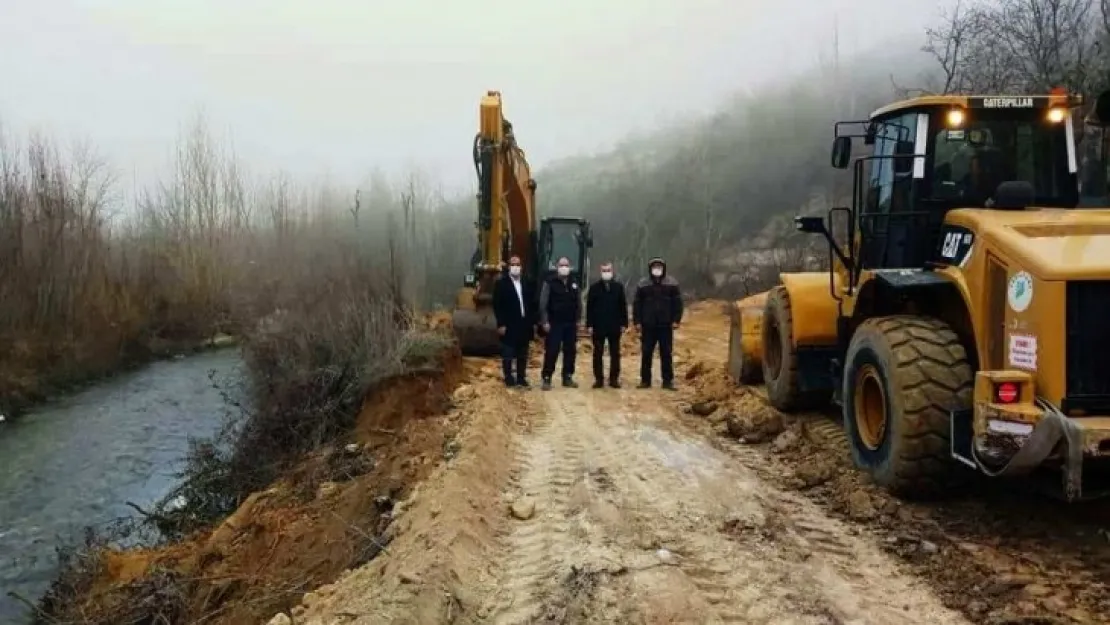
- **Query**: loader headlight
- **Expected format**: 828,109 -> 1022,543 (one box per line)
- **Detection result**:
946,108 -> 965,127
1046,107 -> 1067,123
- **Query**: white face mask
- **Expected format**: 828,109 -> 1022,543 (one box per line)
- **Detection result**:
600,271 -> 613,280
509,265 -> 521,277
651,267 -> 663,277
557,266 -> 570,277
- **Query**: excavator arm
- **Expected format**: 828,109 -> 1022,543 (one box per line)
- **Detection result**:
473,91 -> 538,277
453,91 -> 593,356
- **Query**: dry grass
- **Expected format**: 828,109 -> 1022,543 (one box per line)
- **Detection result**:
0,120 -> 463,418
5,120 -> 463,624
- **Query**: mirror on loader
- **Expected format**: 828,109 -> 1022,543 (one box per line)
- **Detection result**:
795,215 -> 826,234
831,136 -> 851,169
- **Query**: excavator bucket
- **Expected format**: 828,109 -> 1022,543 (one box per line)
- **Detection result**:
451,307 -> 501,356
451,286 -> 501,356
726,291 -> 769,385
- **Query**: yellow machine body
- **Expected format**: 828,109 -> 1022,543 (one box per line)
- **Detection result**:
728,89 -> 1110,500
452,92 -> 593,355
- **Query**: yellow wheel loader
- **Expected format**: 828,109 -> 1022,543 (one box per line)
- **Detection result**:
729,88 -> 1110,501
452,92 -> 593,356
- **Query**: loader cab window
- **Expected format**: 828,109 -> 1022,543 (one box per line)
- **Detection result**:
859,111 -> 929,269
866,113 -> 917,215
930,108 -> 1078,208
1078,124 -> 1110,207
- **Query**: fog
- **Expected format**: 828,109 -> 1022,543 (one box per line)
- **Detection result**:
1,0 -> 945,192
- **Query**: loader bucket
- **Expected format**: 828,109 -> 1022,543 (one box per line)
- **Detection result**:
451,307 -> 501,356
727,291 -> 769,385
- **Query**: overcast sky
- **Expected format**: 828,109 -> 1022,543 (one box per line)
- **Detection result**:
0,0 -> 948,193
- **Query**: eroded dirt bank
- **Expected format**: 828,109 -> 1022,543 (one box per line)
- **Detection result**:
45,346 -> 466,625
62,302 -> 1110,625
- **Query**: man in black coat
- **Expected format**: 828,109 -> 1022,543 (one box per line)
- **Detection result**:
633,257 -> 683,390
539,256 -> 581,390
493,255 -> 535,388
586,261 -> 628,389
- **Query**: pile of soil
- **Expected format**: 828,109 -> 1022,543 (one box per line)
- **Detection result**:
45,348 -> 466,625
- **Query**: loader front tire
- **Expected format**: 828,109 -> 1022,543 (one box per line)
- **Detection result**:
728,310 -> 762,385
842,315 -> 973,499
761,286 -> 829,411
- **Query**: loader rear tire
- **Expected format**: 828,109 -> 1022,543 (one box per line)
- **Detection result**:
843,315 -> 973,499
761,286 -> 830,411
728,310 -> 762,385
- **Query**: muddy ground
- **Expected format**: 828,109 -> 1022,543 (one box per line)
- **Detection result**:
282,301 -> 1110,625
69,302 -> 1110,625
676,302 -> 1110,625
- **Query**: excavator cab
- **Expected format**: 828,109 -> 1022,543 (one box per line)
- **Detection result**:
451,91 -> 599,355
536,217 -> 592,284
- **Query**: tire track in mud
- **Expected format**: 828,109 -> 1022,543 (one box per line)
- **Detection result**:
558,390 -> 843,624
491,395 -> 590,624
584,388 -> 969,625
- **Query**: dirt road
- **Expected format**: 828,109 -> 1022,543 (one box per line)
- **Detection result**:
285,303 -> 973,625
486,385 -> 965,624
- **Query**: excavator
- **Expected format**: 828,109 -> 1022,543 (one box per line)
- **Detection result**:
451,91 -> 593,356
729,87 -> 1110,501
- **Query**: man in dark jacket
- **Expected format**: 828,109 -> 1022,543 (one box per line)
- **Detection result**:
493,255 -> 535,388
633,257 -> 683,390
586,261 -> 628,388
539,256 -> 580,389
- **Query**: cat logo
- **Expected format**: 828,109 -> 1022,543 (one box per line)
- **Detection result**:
981,97 -> 1035,108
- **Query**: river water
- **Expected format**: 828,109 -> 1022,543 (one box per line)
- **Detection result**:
0,350 -> 244,624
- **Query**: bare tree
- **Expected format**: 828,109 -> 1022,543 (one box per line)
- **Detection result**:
917,0 -> 1105,95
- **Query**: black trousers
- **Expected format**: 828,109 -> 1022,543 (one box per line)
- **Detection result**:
500,337 -> 529,382
542,322 -> 577,379
592,331 -> 621,382
640,326 -> 674,384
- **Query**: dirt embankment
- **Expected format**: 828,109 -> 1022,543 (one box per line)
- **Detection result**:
676,301 -> 1110,625
46,345 -> 468,625
46,300 -> 1110,625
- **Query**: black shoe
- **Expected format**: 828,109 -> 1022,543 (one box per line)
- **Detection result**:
661,381 -> 676,391
504,378 -> 516,388
563,377 -> 579,388
609,380 -> 621,389
516,378 -> 530,389
592,380 -> 604,389
637,381 -> 651,389
542,378 -> 552,390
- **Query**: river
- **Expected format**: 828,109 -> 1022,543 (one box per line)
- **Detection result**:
0,349 -> 244,624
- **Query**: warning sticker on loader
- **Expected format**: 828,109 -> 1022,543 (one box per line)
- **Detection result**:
1008,334 -> 1037,370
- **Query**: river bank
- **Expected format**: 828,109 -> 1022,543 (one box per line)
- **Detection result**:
0,348 -> 245,624
35,338 -> 460,625
0,333 -> 240,425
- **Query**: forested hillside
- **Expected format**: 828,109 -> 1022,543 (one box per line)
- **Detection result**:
529,0 -> 1110,296
537,49 -> 924,295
